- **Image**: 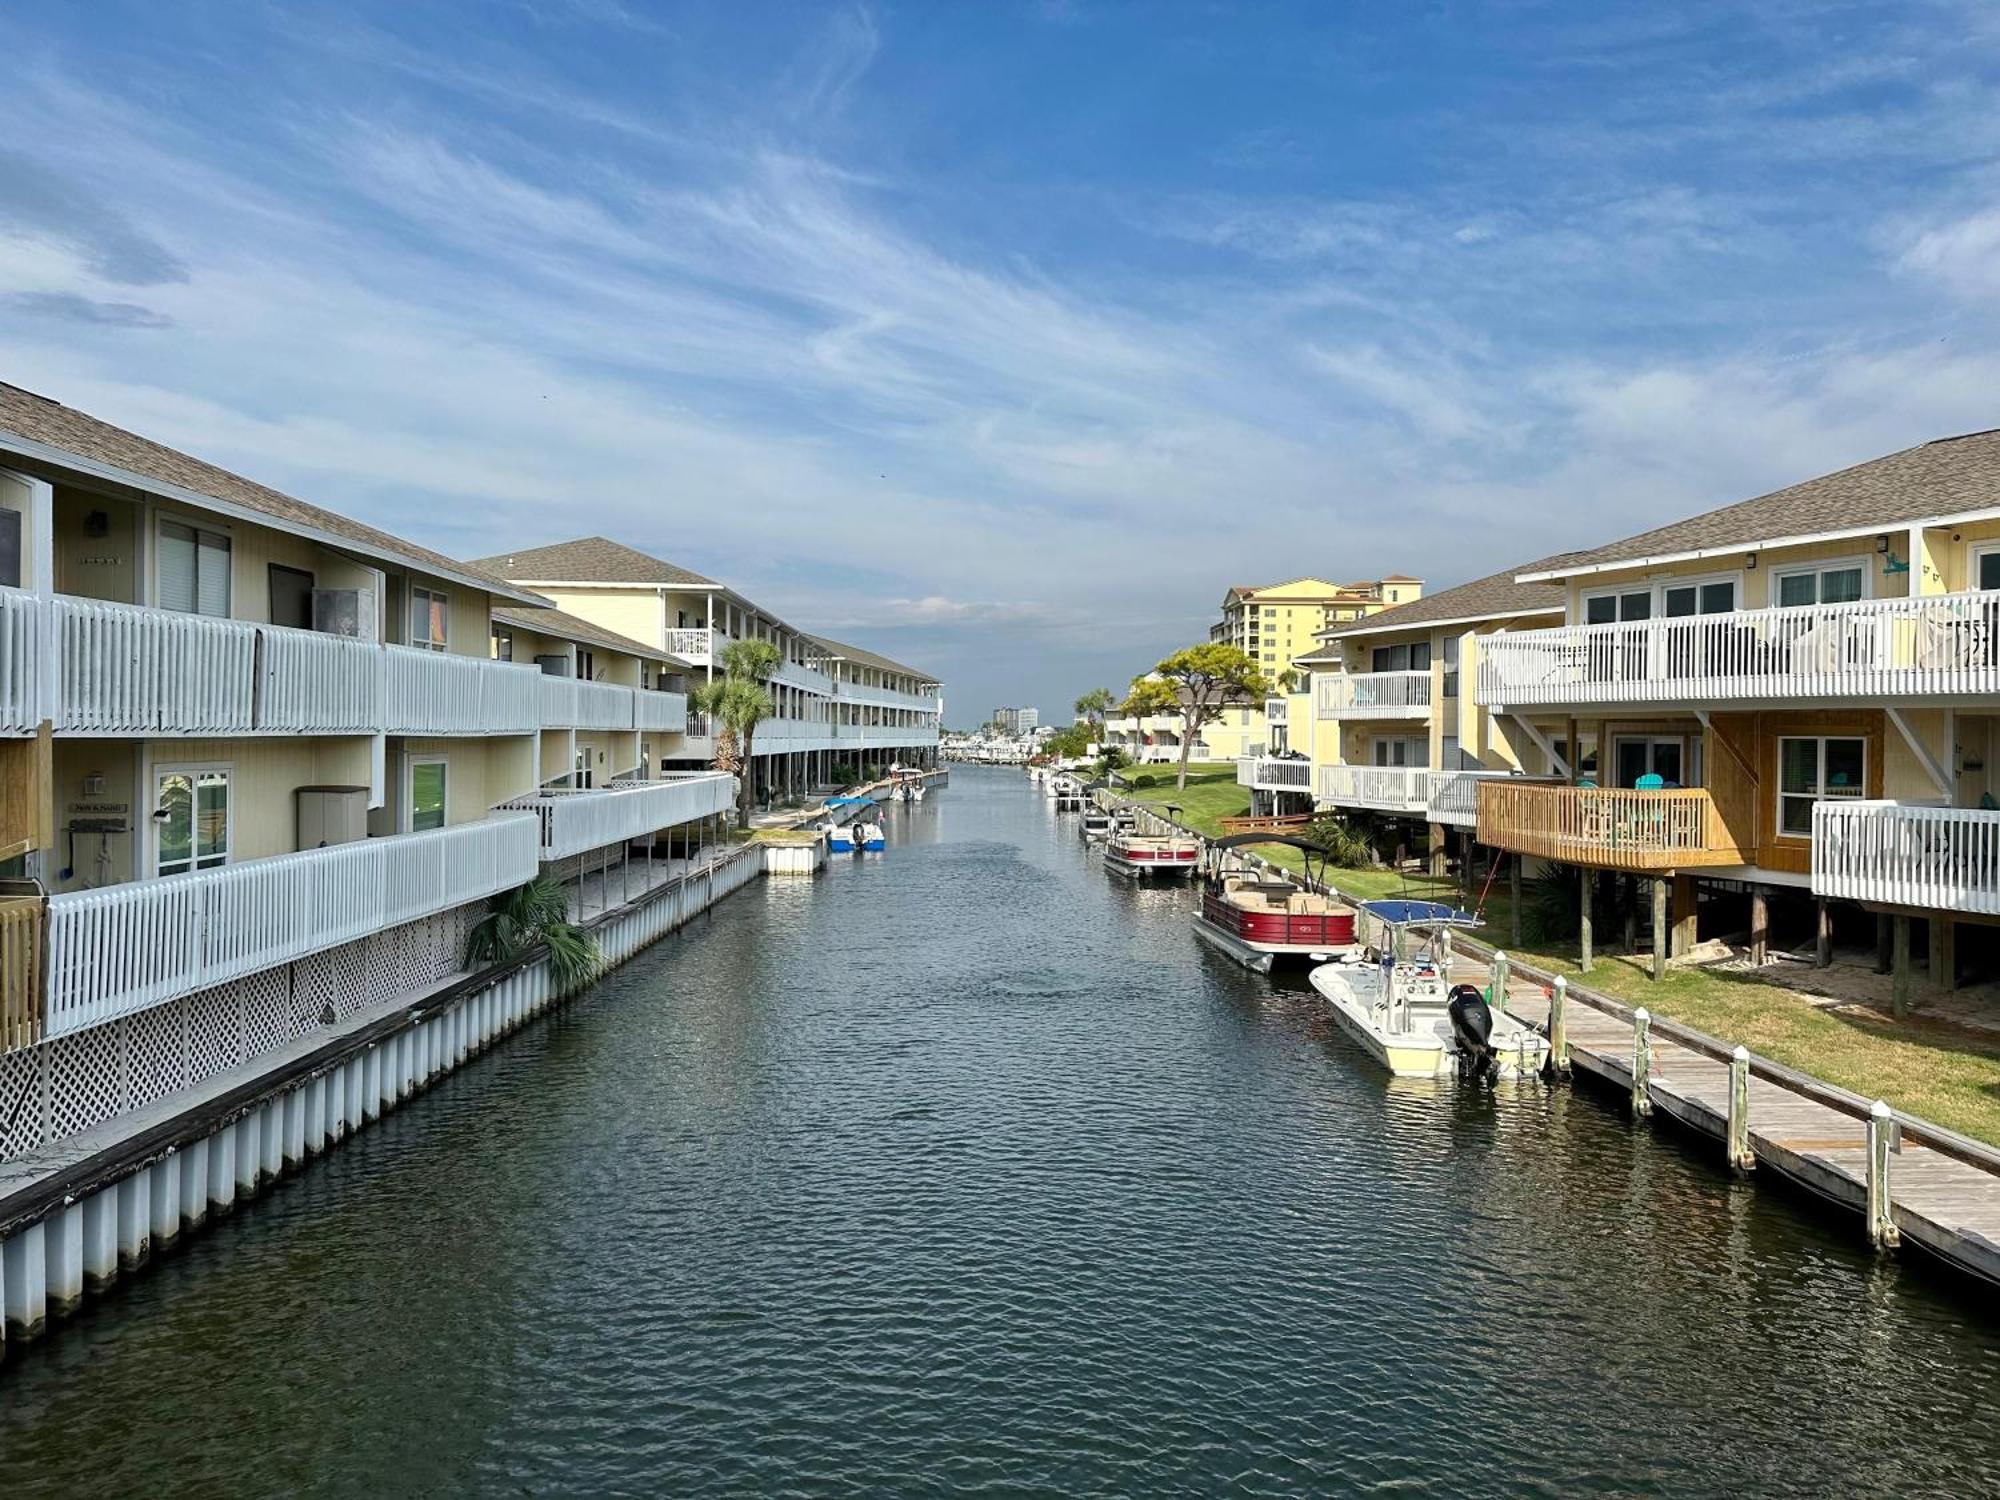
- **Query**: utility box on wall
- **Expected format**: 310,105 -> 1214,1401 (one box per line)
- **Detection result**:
296,785 -> 369,850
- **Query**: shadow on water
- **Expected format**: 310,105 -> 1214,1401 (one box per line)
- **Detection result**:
2,765 -> 1998,1498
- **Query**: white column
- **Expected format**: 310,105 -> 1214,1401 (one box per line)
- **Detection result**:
207,1126 -> 237,1212
2,1222 -> 49,1341
262,1101 -> 285,1181
235,1113 -> 262,1194
182,1137 -> 211,1227
45,1202 -> 84,1316
150,1153 -> 183,1245
118,1169 -> 153,1270
82,1188 -> 120,1294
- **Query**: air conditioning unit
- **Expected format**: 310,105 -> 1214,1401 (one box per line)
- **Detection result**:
312,587 -> 376,640
534,654 -> 572,677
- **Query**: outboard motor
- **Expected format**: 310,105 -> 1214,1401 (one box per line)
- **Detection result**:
1447,983 -> 1499,1083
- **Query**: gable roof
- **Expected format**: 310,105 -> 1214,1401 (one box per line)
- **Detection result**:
0,381 -> 547,605
808,633 -> 938,683
1304,558 -> 1574,652
492,603 -> 690,666
1523,430 -> 2000,581
473,536 -> 718,587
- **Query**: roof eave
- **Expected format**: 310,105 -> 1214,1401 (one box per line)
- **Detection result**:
0,425 -> 552,608
1317,605 -> 1565,642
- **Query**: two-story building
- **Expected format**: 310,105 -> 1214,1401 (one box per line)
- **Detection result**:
0,382 -> 738,1156
1472,431 -> 2000,989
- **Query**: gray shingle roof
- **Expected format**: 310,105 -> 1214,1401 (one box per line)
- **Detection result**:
0,381 -> 546,604
492,604 -> 690,667
473,536 -> 718,587
1314,559 -> 1574,643
1529,430 -> 2000,577
808,634 -> 938,682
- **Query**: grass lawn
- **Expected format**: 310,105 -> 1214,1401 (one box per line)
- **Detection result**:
1113,767 -> 2000,1144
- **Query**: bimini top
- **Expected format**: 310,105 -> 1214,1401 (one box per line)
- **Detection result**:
1362,899 -> 1482,927
825,795 -> 878,806
1209,832 -> 1324,854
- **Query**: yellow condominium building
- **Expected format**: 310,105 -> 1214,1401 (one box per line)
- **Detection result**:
1209,575 -> 1424,674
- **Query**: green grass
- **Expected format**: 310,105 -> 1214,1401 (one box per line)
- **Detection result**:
1112,769 -> 2000,1143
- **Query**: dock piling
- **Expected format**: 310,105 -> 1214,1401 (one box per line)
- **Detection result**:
1867,1100 -> 1900,1249
1651,877 -> 1668,980
1545,975 -> 1570,1079
1727,1046 -> 1753,1172
1490,950 -> 1509,1013
1631,1007 -> 1653,1118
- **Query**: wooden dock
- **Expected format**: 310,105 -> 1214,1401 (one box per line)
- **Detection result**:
1450,951 -> 2000,1289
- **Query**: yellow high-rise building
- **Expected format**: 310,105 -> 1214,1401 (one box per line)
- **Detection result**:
1209,576 -> 1423,679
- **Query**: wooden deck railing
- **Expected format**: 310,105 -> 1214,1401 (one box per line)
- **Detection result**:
1,889 -> 44,1054
1475,781 -> 1743,869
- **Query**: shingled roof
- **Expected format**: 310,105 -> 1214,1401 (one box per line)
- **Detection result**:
0,381 -> 546,604
1523,430 -> 2000,579
1309,559 -> 1574,646
492,603 -> 691,667
808,634 -> 938,682
473,536 -> 719,587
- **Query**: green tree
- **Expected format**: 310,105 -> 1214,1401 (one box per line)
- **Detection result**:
465,873 -> 602,993
1073,687 -> 1117,742
689,637 -> 782,828
1044,723 -> 1093,761
1122,644 -> 1268,791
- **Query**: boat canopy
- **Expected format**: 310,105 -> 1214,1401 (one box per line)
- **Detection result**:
1360,898 -> 1482,928
1209,833 -> 1324,855
825,795 -> 877,806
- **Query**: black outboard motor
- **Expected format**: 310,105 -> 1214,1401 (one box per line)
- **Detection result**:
1447,983 -> 1499,1083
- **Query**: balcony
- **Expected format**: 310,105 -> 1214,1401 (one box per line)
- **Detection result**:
1238,757 -> 1312,791
666,627 -> 714,665
1316,670 -> 1432,719
1478,589 -> 2000,711
38,815 -> 541,1040
536,675 -> 689,734
1425,770 -> 1510,827
1476,781 -> 1744,870
498,772 -> 738,861
1319,764 -> 1429,815
1,587 -> 544,738
1264,697 -> 1288,725
1812,801 -> 2000,917
1,887 -> 43,1053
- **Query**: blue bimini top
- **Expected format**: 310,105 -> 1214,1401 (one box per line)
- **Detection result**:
1360,899 -> 1481,927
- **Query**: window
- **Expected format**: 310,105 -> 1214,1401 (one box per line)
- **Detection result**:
1370,641 -> 1431,673
158,520 -> 231,617
410,586 -> 449,651
408,757 -> 448,832
1441,636 -> 1460,698
1975,546 -> 2000,592
577,648 -> 596,681
1775,563 -> 1865,609
493,627 -> 513,662
155,766 -> 230,876
0,506 -> 20,589
1778,736 -> 1865,836
1372,737 -> 1425,767
1662,579 -> 1737,616
1584,589 -> 1651,625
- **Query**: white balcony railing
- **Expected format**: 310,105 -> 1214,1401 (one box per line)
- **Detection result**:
633,686 -> 688,733
0,587 -> 545,738
1264,697 -> 1288,725
1424,769 -> 1511,827
1316,670 -> 1432,719
1812,800 -> 2000,917
1479,589 -> 2000,709
42,814 -> 541,1038
665,627 -> 713,664
1237,756 -> 1312,790
497,771 -> 737,862
1318,764 -> 1430,813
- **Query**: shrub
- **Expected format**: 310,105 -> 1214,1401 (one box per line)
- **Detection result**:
1129,772 -> 1155,788
1304,814 -> 1376,869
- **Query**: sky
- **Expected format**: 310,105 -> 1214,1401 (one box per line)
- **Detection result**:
3,2 -> 2000,724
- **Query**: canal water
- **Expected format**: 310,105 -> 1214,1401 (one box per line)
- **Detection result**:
2,765 -> 1997,1495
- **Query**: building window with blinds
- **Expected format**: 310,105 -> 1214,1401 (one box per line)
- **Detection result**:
410,586 -> 449,651
158,520 -> 231,617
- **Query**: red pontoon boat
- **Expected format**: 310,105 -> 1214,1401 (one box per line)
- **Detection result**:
1192,833 -> 1359,971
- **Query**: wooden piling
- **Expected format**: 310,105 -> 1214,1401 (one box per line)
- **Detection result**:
1815,898 -> 1832,969
1489,950 -> 1509,1012
1892,915 -> 1912,1019
1670,873 -> 1698,958
1748,885 -> 1768,966
1578,870 -> 1593,973
1546,975 -> 1570,1078
1509,860 -> 1522,948
1727,1045 -> 1753,1172
1630,1006 -> 1653,1118
1867,1100 -> 1900,1249
1651,877 -> 1668,981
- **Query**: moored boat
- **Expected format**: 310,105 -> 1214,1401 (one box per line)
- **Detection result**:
1309,902 -> 1547,1080
1191,834 -> 1358,971
1103,828 -> 1201,878
857,819 -> 887,852
1080,808 -> 1114,841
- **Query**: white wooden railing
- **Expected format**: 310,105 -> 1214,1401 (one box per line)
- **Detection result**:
1479,588 -> 2000,708
497,771 -> 737,861
1316,670 -> 1432,718
257,622 -> 384,732
42,815 -> 541,1037
633,687 -> 688,733
384,644 -> 541,734
1238,756 -> 1312,789
1318,764 -> 1430,812
1812,800 -> 2000,917
665,627 -> 713,663
1424,769 -> 1510,827
58,596 -> 258,733
1264,697 -> 1288,725
0,587 -> 47,734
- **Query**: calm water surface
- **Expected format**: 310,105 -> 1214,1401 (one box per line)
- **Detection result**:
2,766 -> 1997,1496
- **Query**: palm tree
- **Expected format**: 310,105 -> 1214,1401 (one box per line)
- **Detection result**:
689,637 -> 782,828
465,872 -> 602,993
1074,687 -> 1116,743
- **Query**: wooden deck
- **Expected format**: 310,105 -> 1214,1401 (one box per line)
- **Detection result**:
1450,951 -> 2000,1288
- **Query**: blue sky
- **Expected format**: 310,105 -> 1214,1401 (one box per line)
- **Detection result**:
3,1 -> 2000,722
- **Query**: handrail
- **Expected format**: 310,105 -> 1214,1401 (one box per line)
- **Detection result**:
1812,799 -> 2000,916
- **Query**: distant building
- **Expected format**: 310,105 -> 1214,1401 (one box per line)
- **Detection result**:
990,706 -> 1039,736
1209,576 -> 1424,674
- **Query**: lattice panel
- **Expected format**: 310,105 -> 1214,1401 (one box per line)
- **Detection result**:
126,1000 -> 189,1112
0,1045 -> 45,1160
187,979 -> 246,1083
241,964 -> 297,1058
300,934 -> 374,1023
43,1023 -> 124,1144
